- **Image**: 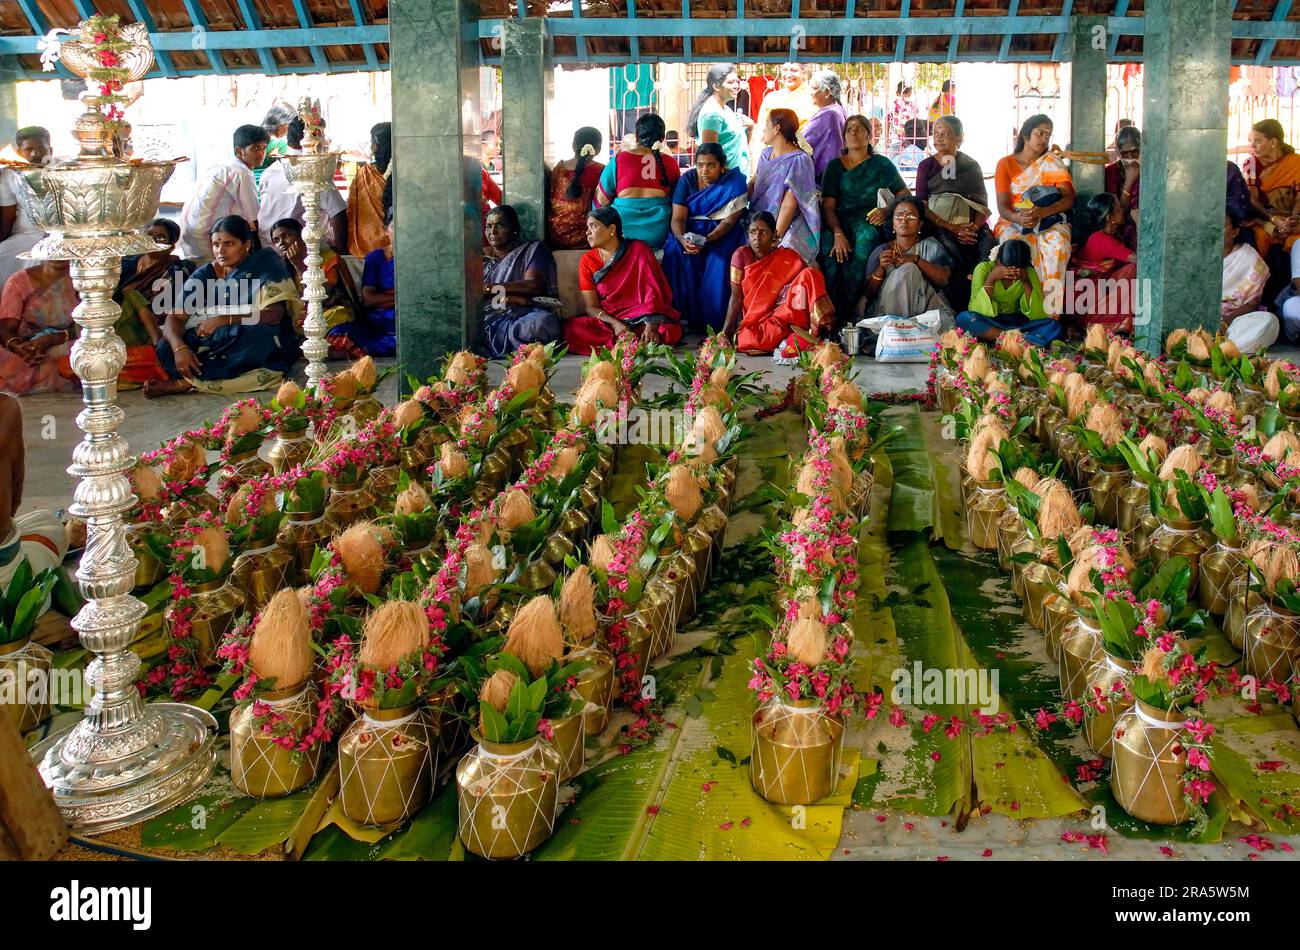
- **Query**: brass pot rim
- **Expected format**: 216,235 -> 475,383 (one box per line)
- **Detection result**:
1131,697 -> 1188,724
364,702 -> 421,722
472,731 -> 541,757
0,636 -> 33,657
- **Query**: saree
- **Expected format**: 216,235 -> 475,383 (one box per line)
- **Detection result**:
286,248 -> 361,332
818,152 -> 906,324
752,147 -> 821,265
1067,230 -> 1138,332
481,240 -> 561,359
547,161 -> 605,250
956,261 -> 1061,347
0,267 -> 79,394
598,152 -> 679,250
731,245 -> 832,355
917,151 -> 993,311
863,238 -> 955,324
1222,244 -> 1269,317
348,162 -> 390,258
1245,151 -> 1300,255
566,239 -> 682,355
803,103 -> 846,181
159,249 -> 303,383
661,167 -> 748,333
330,248 -> 396,357
993,151 -> 1073,317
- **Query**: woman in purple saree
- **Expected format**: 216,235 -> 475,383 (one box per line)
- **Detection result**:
481,205 -> 560,359
749,109 -> 821,265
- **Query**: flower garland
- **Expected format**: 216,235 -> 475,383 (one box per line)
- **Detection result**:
81,16 -> 132,137
140,513 -> 221,699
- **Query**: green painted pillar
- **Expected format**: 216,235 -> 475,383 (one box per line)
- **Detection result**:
0,59 -> 19,149
501,19 -> 549,240
390,0 -> 483,381
1068,15 -> 1107,198
1134,0 -> 1233,354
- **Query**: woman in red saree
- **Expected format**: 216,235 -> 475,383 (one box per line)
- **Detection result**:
565,207 -> 683,355
1067,193 -> 1138,334
723,211 -> 833,355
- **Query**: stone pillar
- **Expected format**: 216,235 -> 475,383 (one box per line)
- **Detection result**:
1134,0 -> 1233,353
0,59 -> 19,149
501,19 -> 549,241
390,0 -> 482,380
1068,15 -> 1107,198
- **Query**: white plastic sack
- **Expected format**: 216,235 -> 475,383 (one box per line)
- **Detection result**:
871,316 -> 938,363
1226,310 -> 1279,355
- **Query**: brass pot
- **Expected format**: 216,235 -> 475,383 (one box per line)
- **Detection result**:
694,504 -> 730,580
456,735 -> 561,859
1042,590 -> 1075,659
1008,535 -> 1040,598
398,442 -> 432,481
229,542 -> 294,614
1223,576 -> 1253,652
1088,464 -> 1129,528
623,613 -> 654,686
1082,650 -> 1137,759
366,464 -> 401,509
1116,477 -> 1149,539
1034,403 -> 1064,446
1110,700 -> 1192,826
1059,612 -> 1103,702
1133,508 -> 1160,554
276,509 -> 339,586
542,532 -> 577,570
229,685 -> 323,797
548,707 -> 587,781
1242,599 -> 1300,685
1207,450 -> 1237,480
659,548 -> 702,629
1198,541 -> 1245,616
750,699 -> 845,805
161,490 -> 221,527
338,705 -> 437,826
352,393 -> 384,427
1149,516 -> 1211,595
995,505 -> 1025,573
570,642 -> 614,736
632,582 -> 675,662
0,637 -> 52,734
168,577 -> 244,668
1236,381 -> 1266,421
127,520 -> 166,590
427,681 -> 469,761
1022,562 -> 1062,632
217,447 -> 271,497
324,480 -> 377,530
266,424 -> 314,476
966,478 -> 1007,552
560,507 -> 590,543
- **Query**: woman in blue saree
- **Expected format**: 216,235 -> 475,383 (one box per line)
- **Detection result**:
749,109 -> 821,265
145,215 -> 303,398
480,204 -> 561,358
662,144 -> 748,333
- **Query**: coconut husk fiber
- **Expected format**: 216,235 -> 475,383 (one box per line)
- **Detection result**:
506,359 -> 546,396
710,366 -> 732,390
479,669 -> 519,726
1084,323 -> 1109,353
811,342 -> 845,372
359,600 -> 429,671
985,374 -> 1010,396
249,587 -> 314,690
684,433 -> 719,471
1085,402 -> 1123,434
692,405 -> 727,446
335,521 -> 386,596
965,424 -> 1007,482
665,464 -> 704,521
1013,467 -> 1041,492
998,329 -> 1027,360
1265,544 -> 1300,594
796,462 -> 846,512
1142,361 -> 1164,392
1164,328 -> 1188,355
504,595 -> 565,677
827,380 -> 863,410
164,440 -> 207,483
1185,387 -> 1210,405
188,525 -> 230,575
225,482 -> 276,525
1066,381 -> 1098,420
700,385 -> 733,411
558,566 -> 597,645
1264,361 -> 1286,400
551,446 -> 580,479
795,598 -> 822,622
1205,389 -> 1237,417
347,355 -> 377,391
1262,430 -> 1300,462
275,379 -> 301,408
787,617 -> 828,666
522,342 -> 548,366
1037,484 -> 1082,539
328,370 -> 358,399
1067,524 -> 1096,557
1097,422 -> 1126,449
132,463 -> 163,503
588,534 -> 616,573
227,402 -> 263,441
458,404 -> 496,445
963,345 -> 989,382
439,443 -> 469,480
395,482 -> 431,517
391,399 -> 424,431
585,360 -> 618,385
1219,338 -> 1241,360
446,351 -> 479,386
1067,540 -> 1136,607
1158,444 -> 1202,481
1138,434 -> 1169,461
826,436 -> 854,494
496,489 -> 536,533
464,543 -> 499,598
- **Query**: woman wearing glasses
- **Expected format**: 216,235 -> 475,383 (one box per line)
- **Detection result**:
861,195 -> 954,323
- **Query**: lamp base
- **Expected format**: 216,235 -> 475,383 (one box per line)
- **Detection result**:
30,704 -> 218,836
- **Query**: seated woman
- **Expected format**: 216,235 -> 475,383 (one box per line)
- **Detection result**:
723,211 -> 832,356
0,260 -> 79,395
119,218 -> 195,300
330,207 -> 397,359
594,113 -> 680,250
481,204 -> 561,359
820,114 -> 908,326
661,143 -> 748,333
993,114 -> 1075,317
565,207 -> 682,355
915,115 -> 994,312
862,196 -> 954,323
1066,192 -> 1138,335
270,217 -> 363,335
750,109 -> 821,266
1243,119 -> 1300,261
548,127 -> 605,251
144,215 -> 303,398
955,239 -> 1060,348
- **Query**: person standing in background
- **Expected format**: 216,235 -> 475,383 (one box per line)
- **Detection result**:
254,102 -> 294,187
749,63 -> 816,159
689,64 -> 753,178
927,79 -> 956,124
257,115 -> 348,252
803,71 -> 847,183
178,124 -> 268,262
348,122 -> 392,258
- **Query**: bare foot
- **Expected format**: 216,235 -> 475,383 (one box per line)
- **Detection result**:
143,378 -> 194,399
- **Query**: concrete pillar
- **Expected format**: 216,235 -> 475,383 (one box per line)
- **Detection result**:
501,19 -> 549,241
1068,15 -> 1107,198
0,59 -> 20,149
390,0 -> 483,381
1134,0 -> 1233,353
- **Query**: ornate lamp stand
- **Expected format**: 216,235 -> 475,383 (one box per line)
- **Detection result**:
20,20 -> 216,834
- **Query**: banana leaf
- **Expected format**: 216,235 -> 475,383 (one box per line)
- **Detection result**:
883,406 -> 938,537
1208,710 -> 1300,835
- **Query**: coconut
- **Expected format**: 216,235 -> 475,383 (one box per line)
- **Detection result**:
1185,387 -> 1210,405
939,329 -> 961,352
479,670 -> 519,721
1013,467 -> 1041,492
1067,525 -> 1096,557
1142,361 -> 1164,392
557,566 -> 597,645
551,446 -> 580,479
458,404 -> 496,445
1164,328 -> 1188,355
665,464 -> 703,522
328,370 -> 358,399
709,366 -> 733,390
1267,545 -> 1300,593
1265,361 -> 1286,399
164,440 -> 207,483
795,598 -> 822,622
786,618 -> 829,666
1037,485 -> 1082,540
1205,390 -> 1237,417
188,525 -> 230,575
1139,646 -> 1175,688
391,399 -> 424,431
812,342 -> 845,372
1219,338 -> 1241,360
227,402 -> 263,440
796,462 -> 845,512
523,342 -> 548,366
588,534 -> 616,573
585,360 -> 618,385
359,600 -> 429,672
1262,430 -> 1300,462
579,376 -> 619,409
504,596 -> 565,677
1239,482 -> 1262,512
571,394 -> 600,428
462,543 -> 498,598
1084,323 -> 1108,353
132,463 -> 163,502
986,374 -> 1010,396
225,482 -> 275,525
826,436 -> 854,494
963,345 -> 989,382
506,358 -> 546,396
791,508 -> 813,529
438,443 -> 469,480
700,385 -> 732,410
497,489 -> 536,533
692,406 -> 727,446
684,433 -> 718,470
1098,422 -> 1126,449
446,351 -> 479,386
395,482 -> 431,517
248,588 -> 314,689
1066,382 -> 1097,420
998,329 -> 1027,360
1186,333 -> 1211,362
1085,402 -> 1123,434
1106,337 -> 1125,372
1138,433 -> 1169,461
335,521 -> 386,596
1158,444 -> 1202,480
965,424 -> 1007,482
275,379 -> 301,408
348,355 -> 377,391
64,518 -> 86,549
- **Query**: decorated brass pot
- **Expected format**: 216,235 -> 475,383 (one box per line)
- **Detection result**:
1088,463 -> 1129,527
266,424 -> 314,476
229,541 -> 294,614
1149,516 -> 1211,595
276,509 -> 338,586
1022,563 -> 1061,632
229,685 -> 323,797
570,642 -> 614,736
750,699 -> 844,805
1223,576 -> 1253,652
366,464 -> 401,508
167,578 -> 244,668
1041,590 -> 1075,658
966,479 -> 1007,551
324,479 -> 377,530
1198,541 -> 1245,616
1034,403 -> 1063,447
398,441 -> 432,481
1116,477 -> 1149,540
0,637 -> 53,733
623,613 -> 654,686
456,735 -> 561,859
1008,534 -> 1040,598
217,448 -> 271,497
694,504 -> 730,579
352,392 -> 384,427
338,705 -> 437,826
126,520 -> 166,590
1110,700 -> 1192,826
548,707 -> 587,781
1236,381 -> 1267,421
1082,650 -> 1136,759
1242,599 -> 1300,685
1059,612 -> 1103,702
632,582 -> 675,663
1133,508 -> 1160,554
560,506 -> 591,543
995,504 -> 1024,573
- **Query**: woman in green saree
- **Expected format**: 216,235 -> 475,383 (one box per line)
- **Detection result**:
819,114 -> 909,325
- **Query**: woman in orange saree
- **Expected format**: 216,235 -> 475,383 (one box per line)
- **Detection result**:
723,212 -> 833,355
347,122 -> 391,258
1243,119 -> 1300,258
